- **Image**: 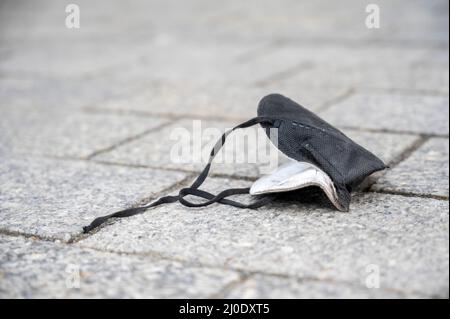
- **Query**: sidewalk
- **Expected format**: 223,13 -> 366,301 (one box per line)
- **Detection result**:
0,0 -> 448,298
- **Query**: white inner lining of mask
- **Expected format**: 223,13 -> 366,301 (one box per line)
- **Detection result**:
250,160 -> 346,211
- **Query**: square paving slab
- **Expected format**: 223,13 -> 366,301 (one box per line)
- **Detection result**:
0,156 -> 187,240
224,274 -> 422,299
372,138 -> 449,198
319,93 -> 449,135
0,235 -> 238,298
96,82 -> 347,120
0,107 -> 170,158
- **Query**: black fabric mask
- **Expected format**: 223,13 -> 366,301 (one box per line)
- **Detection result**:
83,93 -> 386,233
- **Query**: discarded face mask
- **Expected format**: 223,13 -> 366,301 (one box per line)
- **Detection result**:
83,93 -> 386,233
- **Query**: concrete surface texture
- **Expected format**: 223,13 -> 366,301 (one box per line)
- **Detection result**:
0,0 -> 448,298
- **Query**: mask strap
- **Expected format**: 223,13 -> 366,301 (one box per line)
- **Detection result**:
176,116 -> 275,208
83,116 -> 275,233
178,187 -> 274,208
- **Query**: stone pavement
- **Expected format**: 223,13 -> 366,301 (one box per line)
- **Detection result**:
0,0 -> 448,298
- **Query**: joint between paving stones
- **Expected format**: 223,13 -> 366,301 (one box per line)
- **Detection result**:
356,86 -> 450,98
272,37 -> 449,51
82,105 -> 255,123
386,135 -> 430,168
73,241 -> 428,297
234,41 -> 280,63
359,136 -> 429,192
0,228 -> 433,298
208,272 -> 252,298
71,172 -> 198,242
54,155 -> 259,184
339,126 -> 449,138
84,118 -> 178,160
315,87 -> 356,113
369,189 -> 449,201
255,61 -> 315,87
0,228 -> 59,244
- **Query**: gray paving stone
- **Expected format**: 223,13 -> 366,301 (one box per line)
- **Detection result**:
96,34 -> 434,103
80,177 -> 449,297
0,0 -> 252,46
0,0 -> 236,81
0,106 -> 170,158
98,40 -> 436,94
93,119 -> 280,178
211,1 -> 370,43
382,1 -> 448,45
96,82 -> 347,120
272,46 -> 448,94
320,93 -> 449,135
2,1 -> 447,85
3,0 -> 445,47
0,0 -> 153,42
0,0 -> 154,80
372,138 -> 449,197
92,117 -> 419,178
0,78 -> 44,108
344,130 -> 419,165
224,274 -> 420,299
0,156 -> 187,240
0,76 -> 136,110
85,40 -> 264,92
0,235 -> 239,298
408,52 -> 449,94
290,59 -> 449,94
209,0 -> 448,45
0,38 -> 150,79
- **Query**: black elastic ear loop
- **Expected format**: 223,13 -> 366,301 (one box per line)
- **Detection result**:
83,194 -> 179,233
189,117 -> 273,190
83,116 -> 275,234
177,116 -> 276,208
178,187 -> 274,209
